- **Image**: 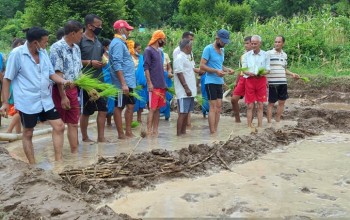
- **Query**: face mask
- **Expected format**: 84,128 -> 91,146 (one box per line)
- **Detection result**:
36,42 -> 44,53
158,40 -> 165,47
135,52 -> 139,56
216,41 -> 224,48
122,34 -> 127,39
93,27 -> 102,36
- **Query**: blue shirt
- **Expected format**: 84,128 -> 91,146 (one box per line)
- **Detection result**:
201,44 -> 225,85
109,38 -> 136,89
4,42 -> 55,114
0,52 -> 4,72
49,38 -> 82,81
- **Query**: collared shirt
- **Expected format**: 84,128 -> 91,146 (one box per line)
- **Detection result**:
49,38 -> 82,81
173,51 -> 197,99
242,49 -> 270,78
266,48 -> 288,85
109,37 -> 136,88
78,34 -> 104,81
143,46 -> 166,89
201,44 -> 225,85
4,42 -> 55,114
173,46 -> 195,66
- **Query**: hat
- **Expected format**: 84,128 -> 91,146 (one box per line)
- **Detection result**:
217,29 -> 230,44
113,20 -> 134,30
148,30 -> 166,46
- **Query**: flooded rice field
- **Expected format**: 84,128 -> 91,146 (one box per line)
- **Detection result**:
1,77 -> 350,219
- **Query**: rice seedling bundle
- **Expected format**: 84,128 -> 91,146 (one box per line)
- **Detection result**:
300,77 -> 310,83
195,95 -> 208,107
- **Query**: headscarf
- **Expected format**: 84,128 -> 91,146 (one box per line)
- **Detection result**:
148,30 -> 166,46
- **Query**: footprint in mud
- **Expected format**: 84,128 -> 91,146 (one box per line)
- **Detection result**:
137,206 -> 151,217
224,201 -> 254,215
316,193 -> 337,201
180,193 -> 200,202
284,215 -> 312,220
277,173 -> 298,181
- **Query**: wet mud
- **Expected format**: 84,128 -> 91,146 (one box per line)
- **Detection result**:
1,76 -> 350,218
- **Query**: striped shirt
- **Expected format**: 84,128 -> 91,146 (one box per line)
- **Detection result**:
267,48 -> 287,85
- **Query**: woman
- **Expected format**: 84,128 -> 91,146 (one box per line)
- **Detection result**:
130,41 -> 148,122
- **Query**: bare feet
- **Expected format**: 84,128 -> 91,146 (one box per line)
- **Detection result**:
125,132 -> 135,138
118,134 -> 127,140
82,138 -> 95,143
97,138 -> 110,143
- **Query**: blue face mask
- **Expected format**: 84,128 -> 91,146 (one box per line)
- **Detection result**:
36,42 -> 44,53
122,34 -> 127,39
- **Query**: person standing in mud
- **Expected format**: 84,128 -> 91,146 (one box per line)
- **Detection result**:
144,30 -> 167,137
50,20 -> 84,153
242,35 -> 270,129
0,27 -> 72,164
109,20 -> 136,139
266,35 -> 300,127
231,36 -> 252,123
174,39 -> 197,136
200,29 -> 234,134
78,14 -> 107,142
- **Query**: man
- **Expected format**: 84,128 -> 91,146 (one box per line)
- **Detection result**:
79,14 -> 107,142
173,39 -> 197,136
0,27 -> 71,164
109,20 -> 136,139
266,35 -> 299,127
50,20 -> 83,153
242,35 -> 270,129
200,29 -> 234,134
173,31 -> 203,124
144,30 -> 167,137
231,36 -> 252,123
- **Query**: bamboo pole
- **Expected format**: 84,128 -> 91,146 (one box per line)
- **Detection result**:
0,120 -> 96,142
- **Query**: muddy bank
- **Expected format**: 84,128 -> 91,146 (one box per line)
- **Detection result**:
59,121 -> 321,205
0,147 -> 131,219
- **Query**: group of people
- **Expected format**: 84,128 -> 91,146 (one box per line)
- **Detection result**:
0,13 -> 299,164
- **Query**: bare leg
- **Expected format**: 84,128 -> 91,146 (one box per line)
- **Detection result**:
214,99 -> 222,133
267,102 -> 275,123
257,102 -> 264,128
186,112 -> 191,127
275,100 -> 285,122
147,108 -> 156,135
152,109 -> 160,136
22,128 -> 35,164
7,113 -> 21,133
97,111 -> 107,142
113,107 -> 125,139
106,115 -> 112,126
137,109 -> 143,122
247,103 -> 254,127
208,100 -> 217,134
231,95 -> 241,123
125,104 -> 135,137
177,113 -> 188,136
48,119 -> 65,162
67,123 -> 78,153
80,114 -> 93,142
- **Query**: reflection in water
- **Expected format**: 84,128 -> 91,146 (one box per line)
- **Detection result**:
319,102 -> 350,111
5,113 -> 297,173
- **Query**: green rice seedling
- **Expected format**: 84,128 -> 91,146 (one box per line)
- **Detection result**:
167,86 -> 176,95
236,67 -> 249,72
300,77 -> 310,83
195,95 -> 208,108
129,91 -> 145,102
74,73 -> 101,92
228,83 -> 235,90
131,121 -> 140,128
257,67 -> 267,76
99,85 -> 120,98
134,85 -> 143,92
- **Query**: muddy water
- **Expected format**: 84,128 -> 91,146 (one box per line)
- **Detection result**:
4,113 -> 296,173
320,102 -> 350,111
108,132 -> 350,218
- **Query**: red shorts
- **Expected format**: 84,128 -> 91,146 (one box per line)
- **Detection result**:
245,76 -> 267,104
8,104 -> 18,116
52,85 -> 80,124
232,76 -> 246,97
149,88 -> 166,110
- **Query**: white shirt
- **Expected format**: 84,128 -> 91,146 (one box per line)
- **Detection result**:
242,49 -> 270,78
173,51 -> 197,99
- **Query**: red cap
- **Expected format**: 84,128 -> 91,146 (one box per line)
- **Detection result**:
113,20 -> 134,30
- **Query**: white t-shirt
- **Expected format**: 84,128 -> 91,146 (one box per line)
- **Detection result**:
173,51 -> 197,99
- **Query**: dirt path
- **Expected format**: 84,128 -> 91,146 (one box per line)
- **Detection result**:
1,76 -> 350,218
